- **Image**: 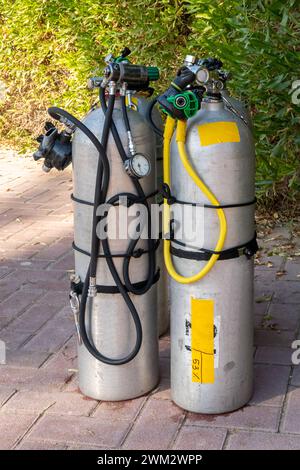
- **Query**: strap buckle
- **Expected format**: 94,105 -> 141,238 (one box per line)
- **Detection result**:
161,183 -> 176,205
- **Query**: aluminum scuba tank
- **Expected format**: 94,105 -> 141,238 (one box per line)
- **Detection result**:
72,99 -> 159,400
158,57 -> 256,414
33,50 -> 161,401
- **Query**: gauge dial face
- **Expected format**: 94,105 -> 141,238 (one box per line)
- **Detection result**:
131,153 -> 151,178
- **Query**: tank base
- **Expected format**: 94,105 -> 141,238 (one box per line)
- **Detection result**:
79,376 -> 160,402
171,385 -> 254,415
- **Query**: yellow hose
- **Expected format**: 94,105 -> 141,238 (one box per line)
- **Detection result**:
163,117 -> 227,284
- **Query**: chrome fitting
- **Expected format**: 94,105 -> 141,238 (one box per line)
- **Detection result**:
127,131 -> 136,156
108,81 -> 116,95
88,277 -> 97,297
120,82 -> 127,97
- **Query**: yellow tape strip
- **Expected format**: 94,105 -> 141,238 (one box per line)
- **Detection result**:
198,121 -> 240,146
191,298 -> 214,383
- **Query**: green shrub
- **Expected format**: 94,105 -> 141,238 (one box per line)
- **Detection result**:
183,0 -> 300,203
0,0 -> 187,147
0,0 -> 299,205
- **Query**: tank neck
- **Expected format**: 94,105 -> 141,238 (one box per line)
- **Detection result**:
201,99 -> 225,112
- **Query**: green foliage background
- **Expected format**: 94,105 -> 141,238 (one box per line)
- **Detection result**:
0,0 -> 299,204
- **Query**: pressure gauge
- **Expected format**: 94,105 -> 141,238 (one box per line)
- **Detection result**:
124,153 -> 151,178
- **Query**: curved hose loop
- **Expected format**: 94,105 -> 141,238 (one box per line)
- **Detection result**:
145,97 -> 164,139
163,116 -> 227,284
48,105 -> 143,365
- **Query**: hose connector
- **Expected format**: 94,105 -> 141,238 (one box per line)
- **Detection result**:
88,277 -> 97,297
108,81 -> 116,95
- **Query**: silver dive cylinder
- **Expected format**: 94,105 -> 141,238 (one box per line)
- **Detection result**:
131,94 -> 169,337
170,97 -> 256,414
72,98 -> 159,400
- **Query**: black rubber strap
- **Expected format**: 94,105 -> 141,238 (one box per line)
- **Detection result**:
71,194 -> 93,206
170,234 -> 258,261
71,190 -> 158,207
71,269 -> 160,295
72,240 -> 160,259
160,183 -> 256,209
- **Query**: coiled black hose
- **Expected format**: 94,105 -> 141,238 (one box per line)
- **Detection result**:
145,97 -> 163,138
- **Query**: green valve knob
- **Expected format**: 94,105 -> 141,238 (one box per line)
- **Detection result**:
147,67 -> 159,81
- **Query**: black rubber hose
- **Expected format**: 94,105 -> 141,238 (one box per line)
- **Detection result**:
145,97 -> 163,138
99,88 -> 128,163
120,95 -> 156,294
89,93 -> 114,279
48,105 -> 143,365
120,95 -> 131,133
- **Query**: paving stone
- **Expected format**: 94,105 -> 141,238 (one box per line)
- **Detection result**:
16,439 -> 68,450
0,386 -> 16,406
66,444 -> 110,450
7,302 -> 61,334
254,329 -> 296,347
159,340 -> 170,358
0,411 -> 38,450
23,307 -> 74,352
47,252 -> 74,271
254,301 -> 269,316
273,281 -> 300,304
93,397 -> 145,421
255,347 -> 294,366
47,392 -> 98,417
173,425 -> 227,450
186,405 -> 280,432
122,398 -> 185,450
0,366 -> 37,389
291,366 -> 300,386
283,259 -> 300,281
281,387 -> 300,434
160,357 -> 170,378
226,430 -> 300,450
3,390 -> 97,417
0,328 -> 33,351
34,238 -> 73,261
28,414 -> 131,448
262,302 -> 300,331
5,350 -> 50,368
151,379 -> 171,401
249,365 -> 290,406
2,391 -> 57,414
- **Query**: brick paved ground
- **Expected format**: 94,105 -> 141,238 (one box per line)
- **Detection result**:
0,148 -> 299,450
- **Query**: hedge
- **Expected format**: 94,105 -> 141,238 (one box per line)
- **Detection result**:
0,0 -> 299,204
